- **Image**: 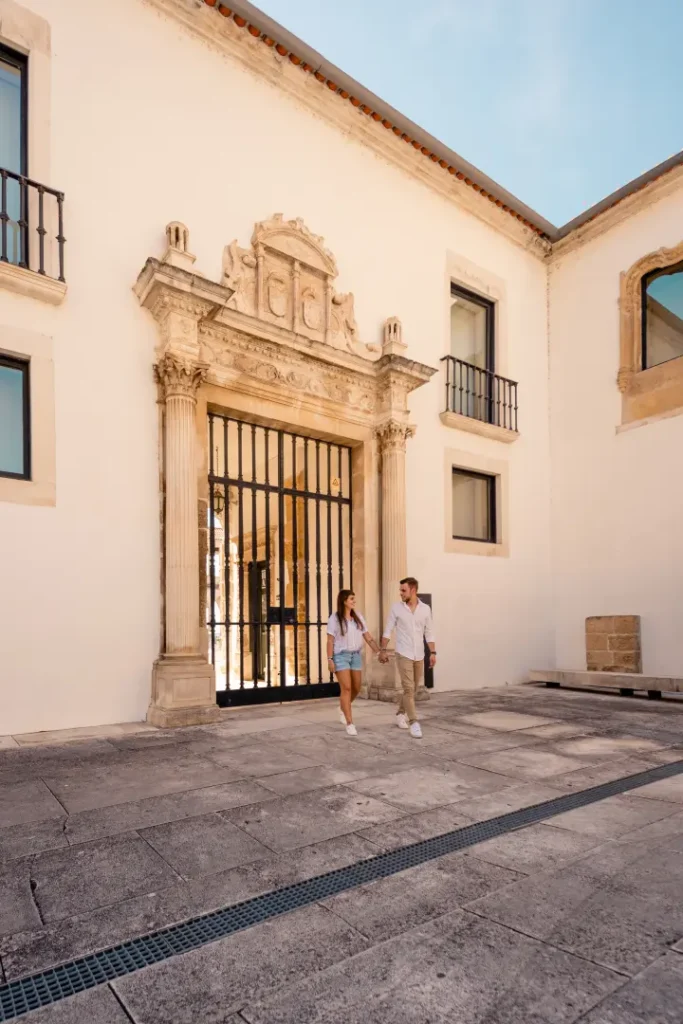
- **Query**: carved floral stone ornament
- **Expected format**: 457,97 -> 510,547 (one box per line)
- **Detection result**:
375,420 -> 416,454
134,216 -> 437,429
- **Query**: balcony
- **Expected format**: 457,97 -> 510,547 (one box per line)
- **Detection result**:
440,355 -> 519,442
0,167 -> 66,304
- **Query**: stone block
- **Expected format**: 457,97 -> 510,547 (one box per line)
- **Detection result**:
587,652 -> 615,672
585,633 -> 608,652
613,615 -> 640,634
613,652 -> 641,672
586,616 -> 612,633
608,634 -> 638,652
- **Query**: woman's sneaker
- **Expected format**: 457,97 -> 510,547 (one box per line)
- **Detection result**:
396,713 -> 409,730
410,722 -> 423,739
346,723 -> 358,737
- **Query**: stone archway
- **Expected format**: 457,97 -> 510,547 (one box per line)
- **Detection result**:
135,218 -> 436,726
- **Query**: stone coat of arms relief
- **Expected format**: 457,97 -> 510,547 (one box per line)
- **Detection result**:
222,214 -> 380,361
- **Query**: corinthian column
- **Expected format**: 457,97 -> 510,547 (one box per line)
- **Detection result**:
150,353 -> 220,727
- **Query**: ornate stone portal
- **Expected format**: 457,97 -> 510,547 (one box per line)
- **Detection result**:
135,217 -> 436,726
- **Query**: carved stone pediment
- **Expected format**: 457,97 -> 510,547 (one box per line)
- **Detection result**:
135,220 -> 436,430
222,214 -> 379,360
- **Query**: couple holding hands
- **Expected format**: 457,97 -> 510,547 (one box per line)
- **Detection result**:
326,577 -> 436,739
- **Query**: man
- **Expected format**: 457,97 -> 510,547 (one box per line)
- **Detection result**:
379,577 -> 436,739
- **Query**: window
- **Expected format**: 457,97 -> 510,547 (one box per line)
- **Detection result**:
642,261 -> 683,369
450,284 -> 494,371
0,44 -> 28,267
452,467 -> 496,543
0,354 -> 30,480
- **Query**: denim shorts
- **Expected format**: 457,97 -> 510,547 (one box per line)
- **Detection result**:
333,650 -> 362,672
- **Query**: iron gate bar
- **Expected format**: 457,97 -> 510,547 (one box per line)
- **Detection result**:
304,437 -> 311,686
3,756 -> 683,1021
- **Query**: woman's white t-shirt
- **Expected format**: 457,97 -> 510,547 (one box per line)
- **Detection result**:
326,612 -> 367,654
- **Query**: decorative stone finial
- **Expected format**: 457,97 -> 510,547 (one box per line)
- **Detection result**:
162,222 -> 197,271
383,317 -> 407,356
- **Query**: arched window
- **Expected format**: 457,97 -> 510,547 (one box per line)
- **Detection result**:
619,242 -> 683,424
642,260 -> 683,369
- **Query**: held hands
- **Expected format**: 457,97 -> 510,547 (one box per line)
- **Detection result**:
378,650 -> 389,665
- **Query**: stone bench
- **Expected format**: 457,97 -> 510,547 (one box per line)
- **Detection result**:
528,670 -> 683,700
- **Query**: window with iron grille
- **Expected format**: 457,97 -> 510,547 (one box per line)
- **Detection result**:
452,467 -> 496,543
0,354 -> 30,480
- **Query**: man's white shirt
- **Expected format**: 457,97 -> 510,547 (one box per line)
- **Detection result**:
383,600 -> 435,661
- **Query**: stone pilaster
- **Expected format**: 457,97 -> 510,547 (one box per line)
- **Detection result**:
376,419 -> 413,624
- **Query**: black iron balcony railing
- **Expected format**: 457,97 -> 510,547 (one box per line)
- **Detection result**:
0,167 -> 65,282
441,355 -> 518,432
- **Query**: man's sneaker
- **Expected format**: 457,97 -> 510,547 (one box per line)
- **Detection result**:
346,723 -> 358,737
410,722 -> 422,739
339,708 -> 347,725
396,713 -> 409,730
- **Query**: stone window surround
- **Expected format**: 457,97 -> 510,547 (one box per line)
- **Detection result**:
440,251 -> 518,443
444,446 -> 509,558
0,323 -> 56,506
618,240 -> 683,426
0,0 -> 65,305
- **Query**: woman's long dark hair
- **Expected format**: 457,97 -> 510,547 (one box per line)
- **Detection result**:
336,589 -> 363,635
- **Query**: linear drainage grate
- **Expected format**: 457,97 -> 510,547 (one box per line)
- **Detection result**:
2,756 -> 683,1020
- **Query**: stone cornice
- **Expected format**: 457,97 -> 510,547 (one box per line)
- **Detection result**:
143,0 -> 549,261
551,163 -> 683,260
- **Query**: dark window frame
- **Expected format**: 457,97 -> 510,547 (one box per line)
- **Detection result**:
450,282 -> 495,373
0,42 -> 28,176
0,353 -> 31,481
641,260 -> 683,371
452,466 -> 497,544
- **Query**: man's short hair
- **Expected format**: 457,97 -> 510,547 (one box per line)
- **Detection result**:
400,576 -> 419,590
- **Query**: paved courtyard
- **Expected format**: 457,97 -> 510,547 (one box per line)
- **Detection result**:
2,684 -> 683,1022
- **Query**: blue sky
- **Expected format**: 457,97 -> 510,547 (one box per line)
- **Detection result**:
255,0 -> 683,226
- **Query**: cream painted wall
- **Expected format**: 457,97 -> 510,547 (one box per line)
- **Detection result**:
0,0 -> 552,734
549,184 -> 683,677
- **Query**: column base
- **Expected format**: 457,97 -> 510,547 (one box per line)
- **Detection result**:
148,656 -> 221,728
361,655 -> 431,703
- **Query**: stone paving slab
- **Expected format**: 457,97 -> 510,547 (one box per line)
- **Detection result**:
457,745 -> 599,781
20,986 -> 132,1022
140,812 -> 271,878
112,904 -> 367,1024
63,780 -> 275,845
357,803 -> 476,850
222,786 -> 403,851
42,756 -> 246,814
453,710 -> 559,732
0,817 -> 68,867
0,857 -> 42,938
346,762 -> 510,812
545,793 -> 678,839
322,852 -> 522,941
466,822 -> 603,873
30,832 -> 180,923
239,909 -> 623,1024
580,952 -> 683,1023
0,780 -> 66,828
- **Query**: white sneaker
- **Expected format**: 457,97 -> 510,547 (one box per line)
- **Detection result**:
396,713 -> 409,730
409,722 -> 422,739
339,708 -> 347,725
346,723 -> 358,737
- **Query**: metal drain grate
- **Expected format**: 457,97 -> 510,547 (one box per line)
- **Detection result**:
2,756 -> 683,1021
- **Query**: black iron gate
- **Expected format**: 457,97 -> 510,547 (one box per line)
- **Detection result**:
207,414 -> 353,706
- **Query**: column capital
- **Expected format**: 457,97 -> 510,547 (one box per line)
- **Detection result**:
374,419 -> 416,455
154,353 -> 207,401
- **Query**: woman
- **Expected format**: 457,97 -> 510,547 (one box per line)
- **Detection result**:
327,589 -> 381,736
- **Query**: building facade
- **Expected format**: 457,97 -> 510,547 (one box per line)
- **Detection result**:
0,0 -> 681,736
